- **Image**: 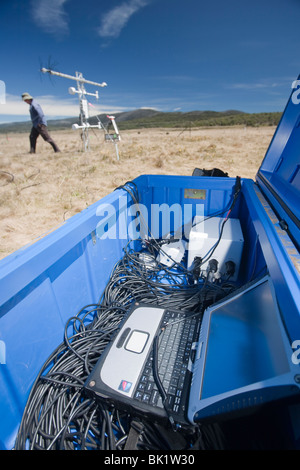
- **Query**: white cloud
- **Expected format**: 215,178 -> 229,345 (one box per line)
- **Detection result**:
0,94 -> 130,123
98,0 -> 150,39
226,78 -> 291,91
31,0 -> 70,37
228,82 -> 274,90
31,0 -> 151,42
2,94 -> 78,118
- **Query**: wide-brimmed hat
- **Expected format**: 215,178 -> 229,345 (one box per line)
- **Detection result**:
22,92 -> 33,101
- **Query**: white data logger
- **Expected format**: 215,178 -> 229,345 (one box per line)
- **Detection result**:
187,217 -> 244,282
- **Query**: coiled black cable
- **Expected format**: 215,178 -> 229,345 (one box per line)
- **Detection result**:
15,237 -> 236,450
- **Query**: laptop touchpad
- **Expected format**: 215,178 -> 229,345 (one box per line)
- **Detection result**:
125,330 -> 149,354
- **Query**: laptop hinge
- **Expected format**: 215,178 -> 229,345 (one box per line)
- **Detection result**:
188,342 -> 199,371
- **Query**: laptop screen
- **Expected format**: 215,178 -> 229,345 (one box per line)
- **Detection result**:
188,275 -> 298,422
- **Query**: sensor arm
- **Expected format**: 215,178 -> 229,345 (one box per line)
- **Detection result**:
40,68 -> 107,88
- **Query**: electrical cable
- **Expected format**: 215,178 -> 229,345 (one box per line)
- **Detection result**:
187,176 -> 242,277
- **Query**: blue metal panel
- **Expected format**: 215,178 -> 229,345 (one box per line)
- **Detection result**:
0,276 -> 66,449
0,188 -> 130,449
257,75 -> 300,231
134,174 -> 239,236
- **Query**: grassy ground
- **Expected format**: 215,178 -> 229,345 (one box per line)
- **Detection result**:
0,125 -> 275,259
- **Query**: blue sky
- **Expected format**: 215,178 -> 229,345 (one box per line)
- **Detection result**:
1,0 -> 300,123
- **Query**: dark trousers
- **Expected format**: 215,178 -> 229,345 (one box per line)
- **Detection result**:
30,124 -> 60,153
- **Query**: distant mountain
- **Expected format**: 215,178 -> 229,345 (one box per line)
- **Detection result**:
111,108 -> 160,122
0,108 -> 281,133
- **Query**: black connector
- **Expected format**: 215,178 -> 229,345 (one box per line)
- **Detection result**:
225,260 -> 235,277
192,256 -> 202,283
208,259 -> 218,273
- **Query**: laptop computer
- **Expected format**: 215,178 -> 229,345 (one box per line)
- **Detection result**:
84,275 -> 299,427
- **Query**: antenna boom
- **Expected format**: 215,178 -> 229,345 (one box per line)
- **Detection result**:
40,68 -> 107,87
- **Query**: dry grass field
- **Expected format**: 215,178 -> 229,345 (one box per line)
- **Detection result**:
0,125 -> 275,260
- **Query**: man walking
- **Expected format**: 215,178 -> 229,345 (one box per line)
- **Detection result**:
21,92 -> 60,153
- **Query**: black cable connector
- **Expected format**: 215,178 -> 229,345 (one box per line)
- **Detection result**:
225,261 -> 235,277
208,259 -> 218,273
192,256 -> 202,283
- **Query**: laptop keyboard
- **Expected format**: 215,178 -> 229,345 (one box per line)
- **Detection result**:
133,310 -> 198,416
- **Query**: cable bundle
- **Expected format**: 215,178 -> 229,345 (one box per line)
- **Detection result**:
14,240 -> 235,450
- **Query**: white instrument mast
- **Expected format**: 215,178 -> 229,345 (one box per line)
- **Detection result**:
41,68 -> 107,152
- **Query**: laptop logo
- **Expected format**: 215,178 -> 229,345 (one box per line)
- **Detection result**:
118,380 -> 132,393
